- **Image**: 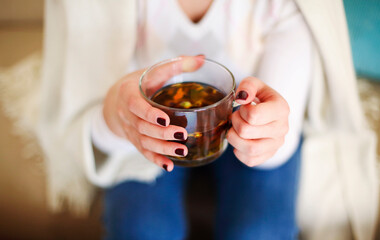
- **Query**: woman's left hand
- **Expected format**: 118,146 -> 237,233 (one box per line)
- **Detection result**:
227,77 -> 290,167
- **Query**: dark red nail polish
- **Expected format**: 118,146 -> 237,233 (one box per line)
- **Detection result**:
162,164 -> 168,172
174,132 -> 184,140
157,118 -> 166,126
236,91 -> 248,100
175,148 -> 184,156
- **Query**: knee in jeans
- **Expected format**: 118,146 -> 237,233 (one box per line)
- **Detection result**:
217,220 -> 298,240
105,211 -> 186,240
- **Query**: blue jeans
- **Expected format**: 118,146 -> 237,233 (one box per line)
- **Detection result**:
104,141 -> 301,240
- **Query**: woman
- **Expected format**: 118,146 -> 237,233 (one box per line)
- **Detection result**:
38,0 -> 378,239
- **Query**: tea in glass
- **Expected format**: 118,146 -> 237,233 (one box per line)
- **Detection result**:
151,82 -> 230,165
140,57 -> 235,167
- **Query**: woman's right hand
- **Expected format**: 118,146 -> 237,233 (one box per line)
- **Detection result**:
102,56 -> 204,172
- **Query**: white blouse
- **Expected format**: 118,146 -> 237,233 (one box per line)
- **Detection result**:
92,0 -> 314,169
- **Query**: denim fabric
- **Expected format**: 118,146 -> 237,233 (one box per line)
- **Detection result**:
104,141 -> 302,240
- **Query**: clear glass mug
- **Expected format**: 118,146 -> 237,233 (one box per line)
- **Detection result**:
139,57 -> 236,167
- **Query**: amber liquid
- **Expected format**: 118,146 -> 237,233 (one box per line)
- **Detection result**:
151,82 -> 231,166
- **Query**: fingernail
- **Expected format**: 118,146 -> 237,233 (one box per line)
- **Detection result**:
175,148 -> 185,156
174,132 -> 184,140
157,117 -> 166,126
162,164 -> 168,172
236,91 -> 248,100
194,55 -> 205,68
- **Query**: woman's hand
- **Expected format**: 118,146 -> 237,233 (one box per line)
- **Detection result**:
227,77 -> 290,167
102,56 -> 204,172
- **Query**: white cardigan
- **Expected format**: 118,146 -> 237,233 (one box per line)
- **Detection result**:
38,0 -> 378,239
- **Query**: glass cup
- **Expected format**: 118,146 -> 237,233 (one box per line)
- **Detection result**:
139,57 -> 236,167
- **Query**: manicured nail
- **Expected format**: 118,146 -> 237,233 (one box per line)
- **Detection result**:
174,132 -> 184,140
157,117 -> 166,126
196,54 -> 205,58
175,148 -> 185,156
162,164 -> 168,172
236,91 -> 248,100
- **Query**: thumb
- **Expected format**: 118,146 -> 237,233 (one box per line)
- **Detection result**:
235,77 -> 263,105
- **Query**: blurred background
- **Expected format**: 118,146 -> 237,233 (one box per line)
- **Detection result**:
0,0 -> 379,239
0,0 -> 103,239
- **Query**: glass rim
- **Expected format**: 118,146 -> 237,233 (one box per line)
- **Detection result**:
139,57 -> 236,112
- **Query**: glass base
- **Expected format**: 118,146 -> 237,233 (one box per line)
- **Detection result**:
170,140 -> 228,167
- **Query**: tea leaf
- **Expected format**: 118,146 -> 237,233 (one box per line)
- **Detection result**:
195,83 -> 204,90
180,101 -> 192,108
190,89 -> 201,101
173,87 -> 185,100
194,100 -> 203,107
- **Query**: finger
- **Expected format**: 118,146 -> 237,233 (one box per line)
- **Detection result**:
134,116 -> 188,140
120,112 -> 188,141
119,84 -> 171,127
119,123 -> 174,172
140,135 -> 188,158
227,128 -> 279,157
118,114 -> 176,172
231,111 -> 288,139
152,55 -> 205,79
235,77 -> 289,125
239,98 -> 289,125
235,76 -> 282,104
140,149 -> 175,172
144,55 -> 205,92
235,77 -> 264,104
233,148 -> 277,167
